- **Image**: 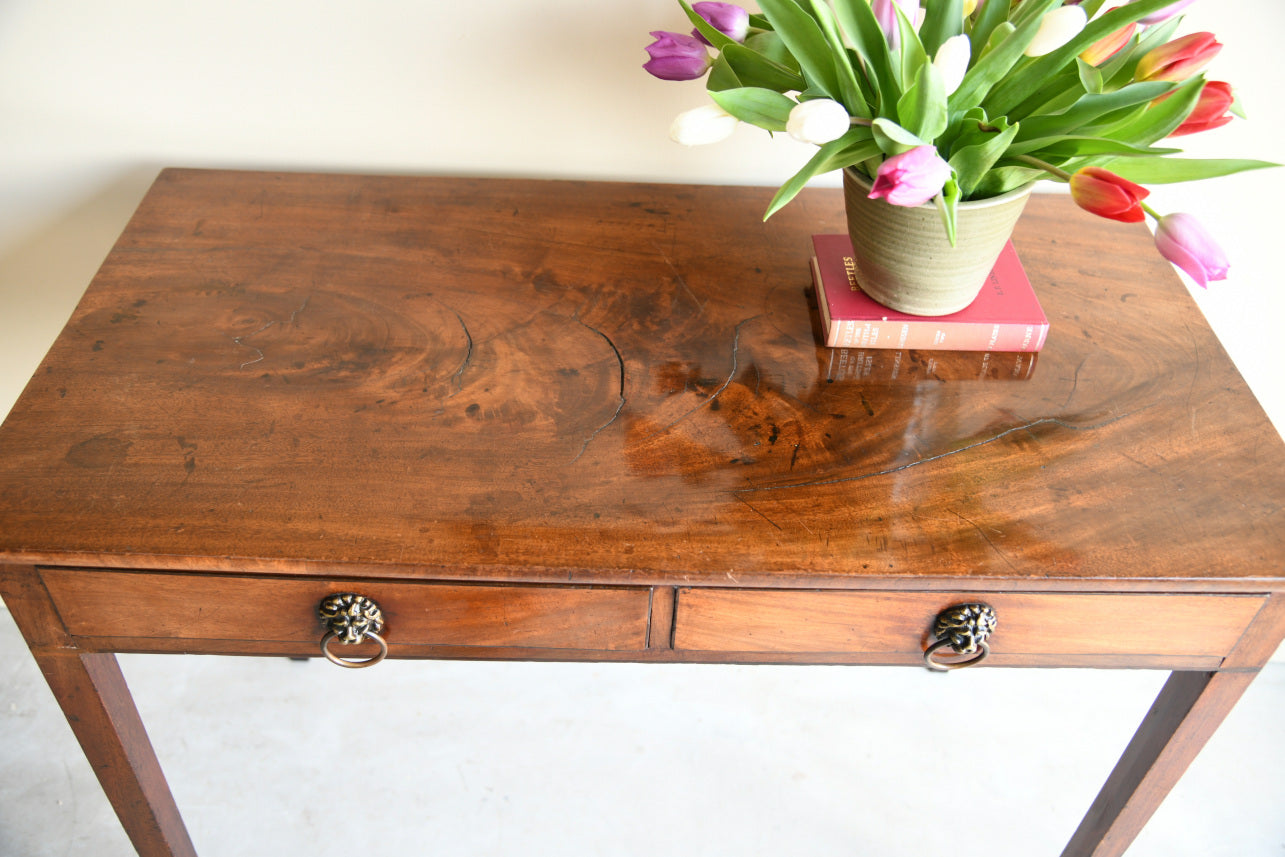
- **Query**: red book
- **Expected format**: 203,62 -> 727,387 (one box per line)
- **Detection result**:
811,234 -> 1049,352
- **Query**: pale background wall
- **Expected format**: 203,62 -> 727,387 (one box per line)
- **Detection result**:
0,0 -> 1281,637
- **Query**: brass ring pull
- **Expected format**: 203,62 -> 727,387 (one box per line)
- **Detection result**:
320,629 -> 388,668
318,593 -> 387,669
923,603 -> 997,672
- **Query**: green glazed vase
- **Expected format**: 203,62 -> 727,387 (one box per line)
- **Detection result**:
842,168 -> 1035,316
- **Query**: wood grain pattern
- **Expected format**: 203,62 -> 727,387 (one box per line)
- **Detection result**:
40,569 -> 651,650
673,589 -> 1265,659
0,169 -> 1279,590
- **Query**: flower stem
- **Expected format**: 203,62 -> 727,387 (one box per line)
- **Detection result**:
1014,154 -> 1073,182
1140,201 -> 1163,222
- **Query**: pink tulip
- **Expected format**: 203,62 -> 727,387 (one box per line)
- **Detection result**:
1154,213 -> 1229,287
871,0 -> 918,50
867,146 -> 952,207
644,31 -> 711,81
1135,0 -> 1197,25
691,2 -> 750,44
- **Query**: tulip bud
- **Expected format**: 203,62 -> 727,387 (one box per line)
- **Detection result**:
1135,32 -> 1221,82
1069,167 -> 1150,223
867,146 -> 953,207
1080,10 -> 1136,66
669,104 -> 739,146
1154,213 -> 1229,287
1024,5 -> 1088,57
691,2 -> 751,44
644,31 -> 712,81
786,99 -> 851,146
1169,80 -> 1235,136
1134,0 -> 1197,26
933,34 -> 972,96
871,0 -> 918,50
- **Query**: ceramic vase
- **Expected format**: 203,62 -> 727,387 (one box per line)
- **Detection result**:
842,167 -> 1035,316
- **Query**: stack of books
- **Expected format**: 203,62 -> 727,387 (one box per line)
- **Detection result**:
810,234 -> 1048,382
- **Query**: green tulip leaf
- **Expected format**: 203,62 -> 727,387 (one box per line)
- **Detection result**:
709,87 -> 797,132
744,30 -> 802,73
919,0 -> 963,59
764,128 -> 879,219
1096,76 -> 1203,146
968,0 -> 1012,67
758,0 -> 844,101
828,0 -> 897,106
1097,157 -> 1281,184
952,0 -> 1059,114
721,43 -> 807,92
896,8 -> 929,96
871,118 -> 929,154
935,173 -> 962,247
897,62 -> 948,143
972,164 -> 1045,198
984,0 -> 1185,117
706,52 -> 744,92
948,116 -> 1020,197
1014,81 -> 1173,141
1009,134 -> 1179,159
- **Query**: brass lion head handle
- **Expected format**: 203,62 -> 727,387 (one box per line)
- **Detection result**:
318,593 -> 388,668
923,603 -> 997,672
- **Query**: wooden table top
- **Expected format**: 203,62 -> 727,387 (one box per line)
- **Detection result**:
0,168 -> 1280,591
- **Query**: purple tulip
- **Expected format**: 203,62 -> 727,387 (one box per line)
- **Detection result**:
644,31 -> 712,81
1153,213 -> 1229,287
691,2 -> 750,44
1135,0 -> 1197,26
868,146 -> 953,207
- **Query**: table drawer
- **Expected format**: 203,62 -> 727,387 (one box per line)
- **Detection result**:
40,569 -> 651,652
674,589 -> 1266,662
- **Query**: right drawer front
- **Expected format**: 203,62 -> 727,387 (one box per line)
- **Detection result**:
673,589 -> 1266,660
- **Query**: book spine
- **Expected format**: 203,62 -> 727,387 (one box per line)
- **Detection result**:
824,349 -> 1039,382
826,319 -> 1049,352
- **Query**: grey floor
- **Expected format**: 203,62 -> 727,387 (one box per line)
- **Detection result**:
1,603 -> 1282,857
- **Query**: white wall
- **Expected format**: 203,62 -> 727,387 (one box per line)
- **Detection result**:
0,1 -> 1281,532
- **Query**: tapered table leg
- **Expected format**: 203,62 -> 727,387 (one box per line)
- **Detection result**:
1061,594 -> 1285,857
0,566 -> 196,857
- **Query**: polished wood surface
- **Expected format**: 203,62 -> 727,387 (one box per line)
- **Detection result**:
1,170 -> 1282,857
0,168 -> 1280,589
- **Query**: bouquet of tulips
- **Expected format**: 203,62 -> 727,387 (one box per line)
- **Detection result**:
643,0 -> 1276,286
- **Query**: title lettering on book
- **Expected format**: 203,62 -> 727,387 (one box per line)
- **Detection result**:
842,255 -> 859,292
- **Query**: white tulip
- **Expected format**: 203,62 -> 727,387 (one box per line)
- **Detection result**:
932,34 -> 971,96
1023,5 -> 1087,57
669,104 -> 739,146
786,99 -> 851,145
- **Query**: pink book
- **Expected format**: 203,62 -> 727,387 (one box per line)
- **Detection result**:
811,234 -> 1049,352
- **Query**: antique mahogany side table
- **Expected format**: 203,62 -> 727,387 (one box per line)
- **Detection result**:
1,169 -> 1282,857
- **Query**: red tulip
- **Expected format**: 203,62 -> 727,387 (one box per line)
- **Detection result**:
1069,167 -> 1150,223
1168,81 -> 1235,136
1135,32 -> 1222,82
1154,213 -> 1229,287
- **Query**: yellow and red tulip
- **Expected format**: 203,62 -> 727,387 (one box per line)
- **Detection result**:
1080,11 -> 1136,66
1136,32 -> 1222,82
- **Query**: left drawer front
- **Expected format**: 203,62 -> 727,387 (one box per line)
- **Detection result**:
40,569 -> 651,651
